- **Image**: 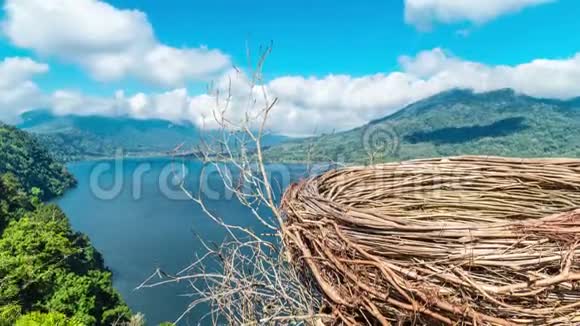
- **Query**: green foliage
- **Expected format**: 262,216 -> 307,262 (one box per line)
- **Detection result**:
46,271 -> 131,325
0,303 -> 22,325
15,311 -> 83,326
0,124 -> 132,325
0,173 -> 33,232
36,131 -> 117,163
0,123 -> 76,199
0,203 -> 131,325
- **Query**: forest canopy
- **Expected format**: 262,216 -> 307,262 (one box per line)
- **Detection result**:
0,123 -> 76,200
0,123 -> 132,325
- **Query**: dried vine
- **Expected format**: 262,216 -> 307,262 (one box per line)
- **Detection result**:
281,156 -> 580,325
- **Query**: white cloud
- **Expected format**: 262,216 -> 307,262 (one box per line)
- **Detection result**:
190,49 -> 580,135
49,88 -> 205,122
51,90 -> 127,117
0,57 -> 49,123
399,48 -> 580,99
127,88 -> 191,121
0,57 -> 48,87
44,48 -> 580,137
404,0 -> 555,30
251,49 -> 580,135
2,0 -> 230,86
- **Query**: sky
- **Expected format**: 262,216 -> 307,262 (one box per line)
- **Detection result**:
1,0 -> 579,136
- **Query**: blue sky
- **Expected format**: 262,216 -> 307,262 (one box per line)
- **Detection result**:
0,0 -> 579,135
105,0 -> 577,72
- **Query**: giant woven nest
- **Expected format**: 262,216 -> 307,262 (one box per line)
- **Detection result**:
280,156 -> 580,325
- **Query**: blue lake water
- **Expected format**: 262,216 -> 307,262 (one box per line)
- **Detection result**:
56,158 -> 308,325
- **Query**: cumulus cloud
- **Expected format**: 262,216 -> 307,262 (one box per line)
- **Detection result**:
1,0 -> 230,86
399,48 -> 580,99
404,0 -> 555,30
0,57 -> 49,123
42,48 -> 580,137
4,50 -> 577,136
51,90 -> 128,117
257,49 -> 580,135
49,88 -> 208,122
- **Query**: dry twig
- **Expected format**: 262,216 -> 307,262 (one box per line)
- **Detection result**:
281,156 -> 580,325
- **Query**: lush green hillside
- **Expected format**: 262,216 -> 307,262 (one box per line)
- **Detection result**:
19,110 -> 289,162
0,123 -> 76,200
266,89 -> 580,163
19,110 -> 205,162
0,126 -> 132,325
0,197 -> 132,325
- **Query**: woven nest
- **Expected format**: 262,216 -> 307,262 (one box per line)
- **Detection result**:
280,156 -> 580,325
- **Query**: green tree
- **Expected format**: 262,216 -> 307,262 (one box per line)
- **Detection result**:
0,124 -> 131,325
0,204 -> 131,325
0,123 -> 76,200
46,271 -> 130,325
14,311 -> 83,326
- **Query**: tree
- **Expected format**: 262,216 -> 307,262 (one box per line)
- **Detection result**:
14,311 -> 83,326
0,173 -> 31,231
46,271 -> 130,325
0,203 -> 131,325
0,123 -> 76,200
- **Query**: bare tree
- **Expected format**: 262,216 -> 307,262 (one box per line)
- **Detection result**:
137,44 -> 328,325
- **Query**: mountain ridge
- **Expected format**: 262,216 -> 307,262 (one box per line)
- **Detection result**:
18,110 -> 289,162
18,110 -> 204,161
265,88 -> 580,163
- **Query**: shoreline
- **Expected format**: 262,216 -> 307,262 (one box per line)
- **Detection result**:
64,152 -> 335,166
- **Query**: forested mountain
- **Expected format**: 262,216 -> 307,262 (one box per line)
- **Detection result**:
19,110 -> 288,162
19,89 -> 580,165
265,89 -> 580,163
18,110 -> 205,162
0,125 -> 132,325
0,123 -> 76,200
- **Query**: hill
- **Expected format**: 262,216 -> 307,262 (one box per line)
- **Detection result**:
265,89 -> 580,163
19,110 -> 288,162
18,110 -> 206,162
0,126 -> 132,325
0,123 -> 76,200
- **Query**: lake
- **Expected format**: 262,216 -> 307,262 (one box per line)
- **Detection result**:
56,157 -> 310,325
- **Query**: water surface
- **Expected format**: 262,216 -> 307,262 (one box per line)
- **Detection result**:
57,158 -> 307,325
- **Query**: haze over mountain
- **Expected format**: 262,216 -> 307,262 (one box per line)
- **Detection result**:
17,88 -> 580,163
17,110 -> 288,162
265,89 -> 580,163
18,110 -> 205,161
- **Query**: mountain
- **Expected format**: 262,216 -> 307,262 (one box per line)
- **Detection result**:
19,110 -> 289,162
18,110 -> 206,162
0,122 -> 76,200
265,89 -> 580,163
